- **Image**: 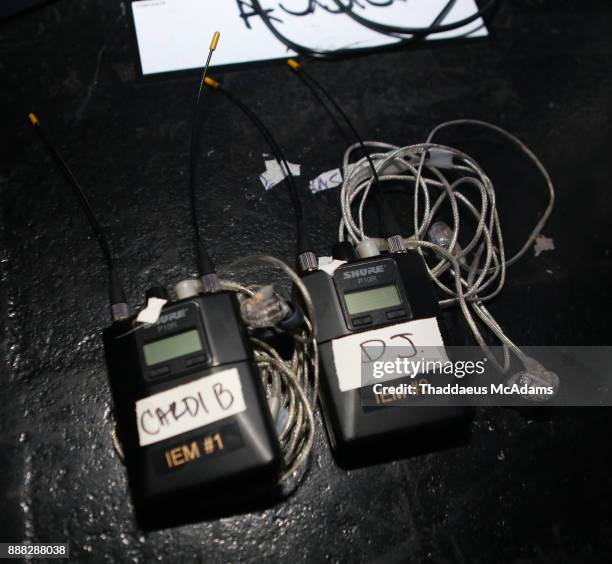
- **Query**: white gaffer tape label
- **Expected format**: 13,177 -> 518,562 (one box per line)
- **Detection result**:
135,368 -> 246,446
331,317 -> 447,392
309,168 -> 343,194
259,159 -> 301,191
136,297 -> 168,324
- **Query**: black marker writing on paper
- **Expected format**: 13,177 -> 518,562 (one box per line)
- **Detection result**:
140,384 -> 235,437
237,0 -> 403,29
360,333 -> 418,364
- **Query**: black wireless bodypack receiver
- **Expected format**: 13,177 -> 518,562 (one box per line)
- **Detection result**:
103,285 -> 280,509
28,114 -> 281,512
299,245 -> 469,463
28,34 -> 282,515
287,60 -> 469,464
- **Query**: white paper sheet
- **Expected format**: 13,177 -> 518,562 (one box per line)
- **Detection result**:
132,0 -> 488,75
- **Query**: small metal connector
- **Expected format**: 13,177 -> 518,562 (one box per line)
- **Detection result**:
210,31 -> 220,51
298,251 -> 318,273
204,76 -> 221,89
200,273 -> 221,294
386,234 -> 407,254
111,302 -> 130,321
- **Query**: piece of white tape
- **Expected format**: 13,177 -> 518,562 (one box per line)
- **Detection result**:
309,168 -> 344,194
317,257 -> 346,277
259,159 -> 301,191
136,297 -> 168,324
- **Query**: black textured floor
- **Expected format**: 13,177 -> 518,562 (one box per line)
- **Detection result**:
2,1 -> 612,562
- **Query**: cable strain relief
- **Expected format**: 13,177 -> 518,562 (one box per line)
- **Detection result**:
332,241 -> 358,261
356,238 -> 381,258
277,302 -> 305,333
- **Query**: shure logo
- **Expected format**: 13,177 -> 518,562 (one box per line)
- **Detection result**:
158,309 -> 187,325
343,265 -> 384,279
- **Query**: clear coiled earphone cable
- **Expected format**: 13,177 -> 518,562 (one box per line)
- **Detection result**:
338,120 -> 555,374
113,256 -> 319,488
221,255 -> 319,486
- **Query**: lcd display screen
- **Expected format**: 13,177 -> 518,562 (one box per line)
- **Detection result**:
344,285 -> 402,315
143,329 -> 203,366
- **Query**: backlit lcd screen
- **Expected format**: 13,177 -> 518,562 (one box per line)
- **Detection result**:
143,329 -> 202,366
344,285 -> 401,315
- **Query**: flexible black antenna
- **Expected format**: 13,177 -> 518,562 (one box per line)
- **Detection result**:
289,68 -> 350,147
28,113 -> 127,311
287,60 -> 380,183
287,60 -> 403,241
203,77 -> 312,256
189,32 -> 220,278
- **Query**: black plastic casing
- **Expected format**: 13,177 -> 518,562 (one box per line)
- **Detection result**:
102,291 -> 281,511
301,252 -> 469,463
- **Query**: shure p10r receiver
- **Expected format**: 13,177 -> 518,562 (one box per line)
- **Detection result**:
29,109 -> 282,512
301,247 -> 469,461
286,60 -> 469,463
104,290 -> 280,509
28,33 -> 283,516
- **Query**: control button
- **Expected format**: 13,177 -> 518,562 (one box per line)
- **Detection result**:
149,365 -> 170,378
185,354 -> 207,367
386,309 -> 406,320
352,315 -> 373,327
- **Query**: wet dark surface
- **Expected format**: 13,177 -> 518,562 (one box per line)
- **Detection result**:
2,0 -> 612,562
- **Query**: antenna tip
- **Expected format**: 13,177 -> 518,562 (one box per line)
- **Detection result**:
287,59 -> 301,71
28,112 -> 39,126
210,31 -> 220,50
204,76 -> 220,89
